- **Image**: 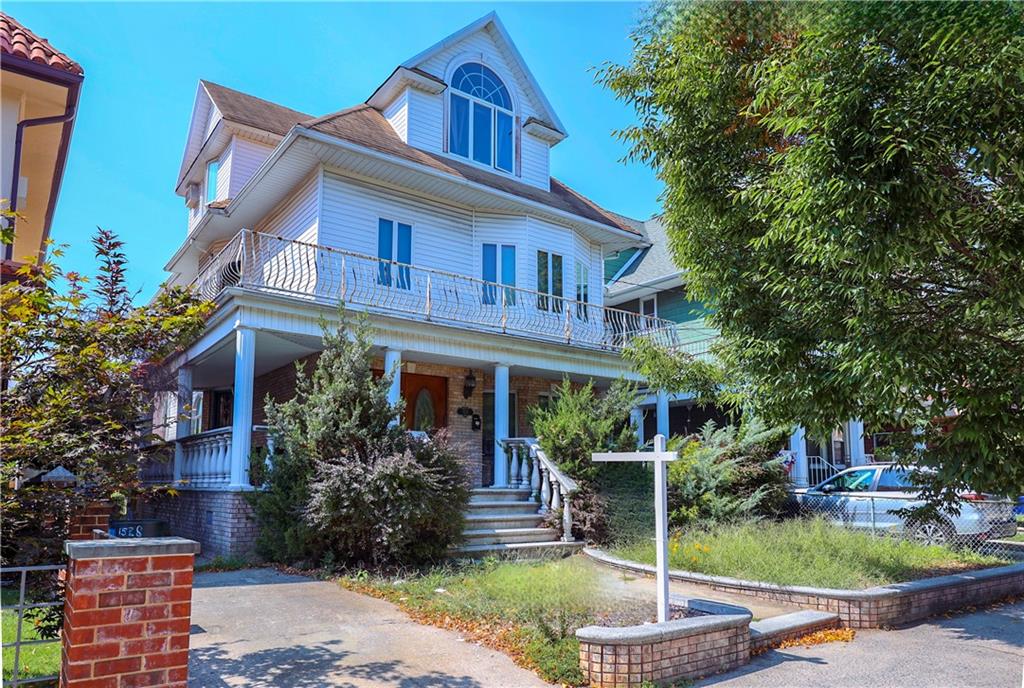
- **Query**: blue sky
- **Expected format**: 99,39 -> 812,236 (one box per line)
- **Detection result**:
8,2 -> 661,299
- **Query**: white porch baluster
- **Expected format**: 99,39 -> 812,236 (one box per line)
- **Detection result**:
561,486 -> 573,542
550,476 -> 562,512
517,449 -> 530,489
529,448 -> 540,500
509,445 -> 521,486
539,466 -> 551,514
173,366 -> 192,484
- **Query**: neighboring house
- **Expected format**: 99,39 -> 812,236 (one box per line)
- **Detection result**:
604,217 -> 871,489
146,13 -> 686,557
0,12 -> 83,280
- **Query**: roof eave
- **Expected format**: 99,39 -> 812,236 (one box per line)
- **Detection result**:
366,66 -> 447,111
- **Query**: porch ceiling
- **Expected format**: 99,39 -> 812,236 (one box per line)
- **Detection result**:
190,330 -> 321,389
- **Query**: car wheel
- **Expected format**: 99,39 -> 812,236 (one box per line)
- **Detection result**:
907,519 -> 955,547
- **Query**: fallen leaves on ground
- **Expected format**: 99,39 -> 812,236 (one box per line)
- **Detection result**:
777,627 -> 856,650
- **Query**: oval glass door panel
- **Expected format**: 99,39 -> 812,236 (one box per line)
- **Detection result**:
413,388 -> 436,431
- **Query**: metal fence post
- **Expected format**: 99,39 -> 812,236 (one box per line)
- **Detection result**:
870,497 -> 877,536
425,273 -> 432,320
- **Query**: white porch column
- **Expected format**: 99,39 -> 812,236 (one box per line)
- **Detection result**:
493,363 -> 510,488
229,327 -> 255,489
847,419 -> 867,466
384,349 -> 403,422
789,425 -> 809,487
656,391 -> 670,439
630,407 -> 645,448
173,366 -> 192,484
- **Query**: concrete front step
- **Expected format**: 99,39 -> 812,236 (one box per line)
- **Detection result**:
464,501 -> 540,515
469,488 -> 532,503
463,527 -> 559,545
463,513 -> 545,530
451,540 -> 585,559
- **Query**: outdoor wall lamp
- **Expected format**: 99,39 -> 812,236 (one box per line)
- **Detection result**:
463,369 -> 477,398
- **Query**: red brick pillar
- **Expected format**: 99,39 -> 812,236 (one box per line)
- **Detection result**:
61,537 -> 201,688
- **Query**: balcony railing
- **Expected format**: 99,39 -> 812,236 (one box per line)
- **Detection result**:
195,229 -> 716,355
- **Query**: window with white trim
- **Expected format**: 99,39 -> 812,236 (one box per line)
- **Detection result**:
575,262 -> 590,320
641,295 -> 657,318
378,218 -> 412,289
205,160 -> 219,204
482,243 -> 516,305
449,63 -> 515,173
536,250 -> 563,312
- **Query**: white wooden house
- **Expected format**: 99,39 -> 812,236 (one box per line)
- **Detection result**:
146,13 -> 686,557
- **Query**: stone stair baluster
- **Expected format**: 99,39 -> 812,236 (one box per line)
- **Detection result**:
529,448 -> 541,502
509,445 -> 520,486
539,466 -> 551,514
518,448 -> 530,488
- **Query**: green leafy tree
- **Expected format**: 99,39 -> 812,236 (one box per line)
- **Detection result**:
601,1 -> 1024,496
1,228 -> 211,566
249,309 -> 470,566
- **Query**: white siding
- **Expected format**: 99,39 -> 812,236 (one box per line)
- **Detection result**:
320,172 -> 475,276
214,146 -> 232,201
254,172 -> 319,242
383,90 -> 409,142
229,137 -> 274,197
526,216 -> 575,296
407,89 -> 443,153
202,103 -> 222,141
520,133 -> 550,191
252,172 -> 320,296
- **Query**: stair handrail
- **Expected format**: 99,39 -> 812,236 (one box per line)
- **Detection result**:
526,438 -> 577,542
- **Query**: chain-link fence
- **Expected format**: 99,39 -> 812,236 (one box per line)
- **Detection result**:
793,492 -> 1023,560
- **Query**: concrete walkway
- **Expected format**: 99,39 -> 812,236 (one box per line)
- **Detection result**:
188,568 -> 548,687
700,598 -> 1024,688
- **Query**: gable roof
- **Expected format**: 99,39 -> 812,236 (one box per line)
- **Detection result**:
201,80 -> 312,136
0,12 -> 82,75
400,12 -> 565,136
305,104 -> 637,235
606,216 -> 679,295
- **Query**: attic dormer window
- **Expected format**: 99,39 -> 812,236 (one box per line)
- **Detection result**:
449,63 -> 514,173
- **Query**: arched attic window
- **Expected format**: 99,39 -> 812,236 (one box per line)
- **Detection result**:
448,63 -> 515,173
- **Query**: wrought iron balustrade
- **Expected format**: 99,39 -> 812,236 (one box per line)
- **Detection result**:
194,229 -> 716,356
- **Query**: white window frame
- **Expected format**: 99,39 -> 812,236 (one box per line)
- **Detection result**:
446,63 -> 516,177
536,249 -> 564,313
205,159 -> 219,205
641,295 -> 658,319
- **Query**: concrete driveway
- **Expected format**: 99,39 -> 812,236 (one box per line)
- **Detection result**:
187,568 -> 548,687
701,598 -> 1024,688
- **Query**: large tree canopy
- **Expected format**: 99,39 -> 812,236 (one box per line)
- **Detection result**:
602,2 -> 1024,496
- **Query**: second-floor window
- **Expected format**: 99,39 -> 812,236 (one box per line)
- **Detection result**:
482,243 -> 516,305
206,160 -> 219,204
537,250 -> 563,312
449,63 -> 514,174
378,218 -> 412,289
575,263 -> 590,320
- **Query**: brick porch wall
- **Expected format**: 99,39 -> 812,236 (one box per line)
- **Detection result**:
138,491 -> 256,559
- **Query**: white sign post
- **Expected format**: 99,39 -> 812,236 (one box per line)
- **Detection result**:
593,433 -> 678,623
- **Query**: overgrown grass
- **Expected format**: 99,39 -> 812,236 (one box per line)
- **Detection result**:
612,518 -> 1008,589
341,556 -> 627,685
2,589 -> 61,682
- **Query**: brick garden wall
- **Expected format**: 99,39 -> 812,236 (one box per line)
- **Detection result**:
69,502 -> 112,541
576,614 -> 751,687
61,537 -> 200,688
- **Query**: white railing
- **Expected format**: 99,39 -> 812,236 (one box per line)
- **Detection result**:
807,454 -> 846,488
179,428 -> 232,488
194,229 -> 716,356
500,437 -> 578,542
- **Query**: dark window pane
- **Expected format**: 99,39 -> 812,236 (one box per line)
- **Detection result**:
552,253 -> 563,312
537,250 -> 549,311
876,467 -> 916,492
377,218 -> 393,286
501,244 -> 516,305
496,111 -> 513,172
482,243 -> 497,305
472,102 -> 492,165
450,95 -> 469,157
396,223 -> 412,289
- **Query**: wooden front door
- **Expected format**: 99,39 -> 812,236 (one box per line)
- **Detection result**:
401,373 -> 448,431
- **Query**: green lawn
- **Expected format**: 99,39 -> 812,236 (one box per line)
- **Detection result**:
342,556 -> 641,686
612,518 -> 1009,590
2,589 -> 62,683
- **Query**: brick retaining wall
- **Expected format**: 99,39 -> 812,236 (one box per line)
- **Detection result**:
586,548 -> 1024,629
61,537 -> 200,688
576,614 -> 751,687
139,490 -> 256,558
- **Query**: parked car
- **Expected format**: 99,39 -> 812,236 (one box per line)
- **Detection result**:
793,463 -> 1017,546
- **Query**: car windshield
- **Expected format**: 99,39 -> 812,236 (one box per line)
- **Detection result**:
820,468 -> 875,492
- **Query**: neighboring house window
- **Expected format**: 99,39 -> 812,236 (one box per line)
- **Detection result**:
482,243 -> 516,305
641,296 -> 657,318
449,63 -> 514,173
206,160 -> 219,204
536,250 -> 563,312
575,263 -> 590,320
378,218 -> 412,289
